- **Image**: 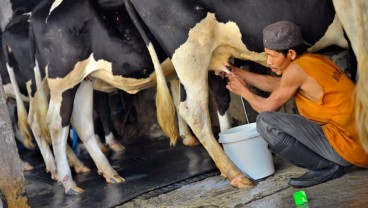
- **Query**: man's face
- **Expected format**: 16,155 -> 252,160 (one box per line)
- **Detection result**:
264,48 -> 293,75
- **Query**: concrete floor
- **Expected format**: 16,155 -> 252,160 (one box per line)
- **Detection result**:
119,156 -> 368,208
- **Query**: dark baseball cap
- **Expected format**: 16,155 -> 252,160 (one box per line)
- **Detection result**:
263,21 -> 304,50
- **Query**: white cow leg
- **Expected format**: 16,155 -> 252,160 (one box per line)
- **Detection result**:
71,81 -> 124,184
95,134 -> 109,152
32,132 -> 58,180
170,79 -> 199,146
47,93 -> 82,195
51,125 -> 81,194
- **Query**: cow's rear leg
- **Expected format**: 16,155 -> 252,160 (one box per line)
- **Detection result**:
27,91 -> 59,180
30,128 -> 58,180
47,84 -> 83,195
71,81 -> 124,184
178,85 -> 252,188
173,55 -> 252,188
94,134 -> 110,152
94,91 -> 125,152
170,80 -> 199,146
66,145 -> 91,174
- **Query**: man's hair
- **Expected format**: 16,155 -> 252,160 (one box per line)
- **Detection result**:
277,43 -> 309,57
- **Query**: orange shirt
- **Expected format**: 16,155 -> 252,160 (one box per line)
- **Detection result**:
293,53 -> 368,168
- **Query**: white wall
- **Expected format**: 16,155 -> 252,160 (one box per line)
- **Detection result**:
0,0 -> 13,31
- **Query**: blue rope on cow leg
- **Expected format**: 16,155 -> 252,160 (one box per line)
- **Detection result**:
72,128 -> 79,154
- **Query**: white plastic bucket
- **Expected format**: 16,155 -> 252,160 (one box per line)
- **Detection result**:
218,122 -> 275,180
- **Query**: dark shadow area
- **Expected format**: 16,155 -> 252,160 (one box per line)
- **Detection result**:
22,136 -> 218,208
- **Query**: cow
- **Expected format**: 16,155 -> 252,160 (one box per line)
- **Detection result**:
2,13 -> 93,181
331,0 -> 368,154
1,28 -> 35,171
123,0 -> 352,188
29,0 -> 232,194
2,11 -> 134,178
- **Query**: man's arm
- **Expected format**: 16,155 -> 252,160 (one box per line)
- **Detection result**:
227,63 -> 306,112
229,64 -> 280,92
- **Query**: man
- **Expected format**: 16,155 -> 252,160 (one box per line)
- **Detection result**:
225,21 -> 368,187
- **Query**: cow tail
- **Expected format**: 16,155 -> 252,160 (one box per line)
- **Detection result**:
3,45 -> 34,149
125,0 -> 178,145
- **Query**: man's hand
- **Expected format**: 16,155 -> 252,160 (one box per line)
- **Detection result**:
226,74 -> 248,96
214,63 -> 234,78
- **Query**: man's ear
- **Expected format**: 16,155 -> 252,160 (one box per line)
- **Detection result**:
288,49 -> 297,60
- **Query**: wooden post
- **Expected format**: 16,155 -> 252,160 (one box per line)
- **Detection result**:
0,77 -> 29,207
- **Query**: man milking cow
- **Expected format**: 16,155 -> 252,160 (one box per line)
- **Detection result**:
223,21 -> 368,187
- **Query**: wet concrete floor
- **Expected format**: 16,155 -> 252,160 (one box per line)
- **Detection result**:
119,156 -> 368,208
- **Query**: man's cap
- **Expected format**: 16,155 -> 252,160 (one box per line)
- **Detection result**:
263,21 -> 304,50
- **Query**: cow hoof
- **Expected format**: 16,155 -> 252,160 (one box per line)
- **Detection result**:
74,164 -> 91,174
50,171 -> 59,181
109,175 -> 125,183
99,144 -> 110,152
220,172 -> 227,179
22,162 -> 34,171
182,136 -> 200,146
230,175 -> 253,189
109,143 -> 126,153
66,186 -> 84,195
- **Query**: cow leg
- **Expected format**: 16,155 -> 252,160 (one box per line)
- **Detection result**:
28,116 -> 58,180
6,64 -> 34,149
170,79 -> 199,146
47,82 -> 83,194
65,145 -> 91,174
24,61 -> 60,181
51,125 -> 79,194
93,133 -> 110,152
170,74 -> 231,146
172,46 -> 252,189
177,79 -> 251,188
71,81 -> 124,185
94,91 -> 125,152
29,130 -> 57,179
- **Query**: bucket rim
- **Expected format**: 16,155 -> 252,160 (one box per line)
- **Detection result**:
218,123 -> 259,143
218,134 -> 259,143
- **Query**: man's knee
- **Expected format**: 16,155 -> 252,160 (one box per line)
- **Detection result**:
256,111 -> 281,146
256,111 -> 275,134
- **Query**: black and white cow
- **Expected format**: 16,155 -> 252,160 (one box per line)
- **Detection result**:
123,0 -> 349,188
2,13 -> 94,180
2,11 -> 134,181
1,29 -> 34,171
30,0 -> 232,194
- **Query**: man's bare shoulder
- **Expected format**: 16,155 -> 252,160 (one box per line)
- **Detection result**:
280,62 -> 307,86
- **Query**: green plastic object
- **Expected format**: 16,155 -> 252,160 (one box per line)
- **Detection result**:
294,190 -> 308,205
